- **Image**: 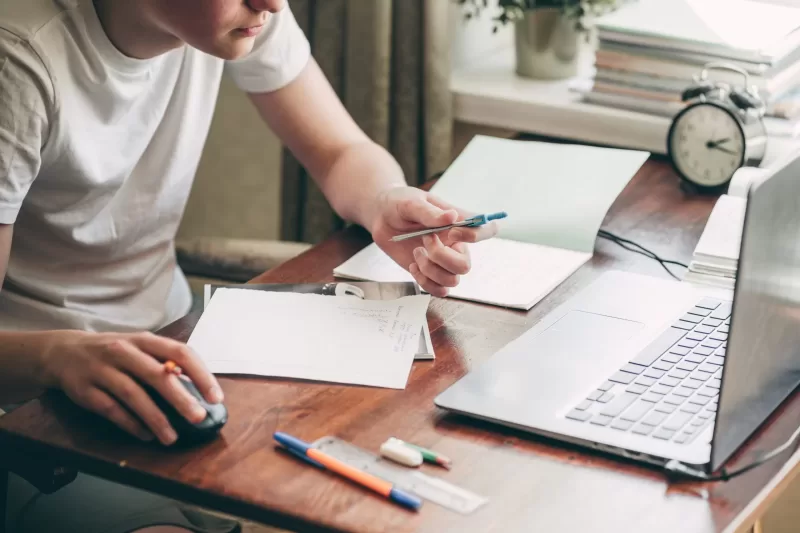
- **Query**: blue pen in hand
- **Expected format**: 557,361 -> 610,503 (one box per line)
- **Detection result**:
274,432 -> 422,511
390,211 -> 507,242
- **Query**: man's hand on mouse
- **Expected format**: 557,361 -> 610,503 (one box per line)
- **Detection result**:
39,330 -> 223,446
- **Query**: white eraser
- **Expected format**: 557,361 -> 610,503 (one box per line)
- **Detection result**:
380,437 -> 423,467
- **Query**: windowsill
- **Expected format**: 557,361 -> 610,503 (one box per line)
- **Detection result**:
451,45 -> 798,166
451,46 -> 672,154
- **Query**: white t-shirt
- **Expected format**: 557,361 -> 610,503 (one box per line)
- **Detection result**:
0,0 -> 310,332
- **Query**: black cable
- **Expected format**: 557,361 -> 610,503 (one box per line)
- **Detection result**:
599,230 -> 689,268
597,229 -> 689,281
665,423 -> 800,482
598,233 -> 681,280
600,235 -> 684,281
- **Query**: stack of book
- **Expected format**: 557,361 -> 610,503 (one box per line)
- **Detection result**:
585,0 -> 800,137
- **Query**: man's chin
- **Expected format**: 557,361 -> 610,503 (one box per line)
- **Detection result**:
208,38 -> 255,61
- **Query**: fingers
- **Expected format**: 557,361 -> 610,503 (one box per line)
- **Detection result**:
106,338 -> 208,427
93,366 -> 179,445
132,332 -> 224,404
444,221 -> 499,246
407,235 -> 473,298
402,192 -> 499,245
423,195 -> 498,245
422,234 -> 471,276
423,194 -> 462,214
76,388 -> 154,442
413,246 -> 460,289
452,241 -> 469,255
397,197 -> 458,228
408,263 -> 448,298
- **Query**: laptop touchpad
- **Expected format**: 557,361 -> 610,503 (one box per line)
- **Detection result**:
545,310 -> 643,347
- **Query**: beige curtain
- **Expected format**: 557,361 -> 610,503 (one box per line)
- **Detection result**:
281,0 -> 454,244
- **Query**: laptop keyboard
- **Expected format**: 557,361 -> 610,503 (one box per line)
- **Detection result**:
566,297 -> 731,445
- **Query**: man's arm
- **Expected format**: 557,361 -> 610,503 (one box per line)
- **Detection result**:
247,58 -> 403,233
247,59 -> 498,296
0,224 -> 52,405
0,222 -> 223,444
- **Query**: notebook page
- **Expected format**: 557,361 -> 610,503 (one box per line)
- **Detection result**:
188,289 -> 430,389
333,239 -> 592,310
428,136 -> 649,253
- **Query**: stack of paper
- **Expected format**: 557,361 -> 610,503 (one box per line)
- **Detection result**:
683,164 -> 778,289
684,195 -> 746,289
585,0 -> 800,137
187,289 -> 431,389
334,136 -> 649,310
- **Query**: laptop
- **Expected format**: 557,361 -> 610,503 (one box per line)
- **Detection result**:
435,153 -> 800,476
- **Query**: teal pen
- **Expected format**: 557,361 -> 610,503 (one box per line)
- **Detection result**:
390,211 -> 508,242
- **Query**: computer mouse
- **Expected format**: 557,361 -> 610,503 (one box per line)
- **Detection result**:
143,377 -> 228,446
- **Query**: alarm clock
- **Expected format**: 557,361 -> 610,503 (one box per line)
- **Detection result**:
667,62 -> 768,191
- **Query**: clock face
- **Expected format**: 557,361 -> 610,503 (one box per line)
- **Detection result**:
669,103 -> 746,187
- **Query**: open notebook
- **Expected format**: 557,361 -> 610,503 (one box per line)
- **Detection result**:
334,136 -> 649,310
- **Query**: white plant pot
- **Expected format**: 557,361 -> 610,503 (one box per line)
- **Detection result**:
514,8 -> 585,80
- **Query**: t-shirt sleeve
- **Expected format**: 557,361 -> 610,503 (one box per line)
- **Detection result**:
0,32 -> 51,224
224,4 -> 311,94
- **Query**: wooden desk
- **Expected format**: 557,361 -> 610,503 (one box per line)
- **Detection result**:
3,155 -> 800,533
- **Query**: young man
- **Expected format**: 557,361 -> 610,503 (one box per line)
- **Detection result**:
0,0 -> 497,531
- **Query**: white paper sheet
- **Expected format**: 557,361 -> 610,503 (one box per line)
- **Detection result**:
202,282 -> 435,360
188,289 -> 430,389
334,238 -> 592,310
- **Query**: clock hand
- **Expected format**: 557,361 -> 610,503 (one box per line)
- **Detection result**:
709,144 -> 738,155
706,138 -> 731,149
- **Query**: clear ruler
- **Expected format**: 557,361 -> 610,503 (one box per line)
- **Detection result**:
312,436 -> 487,514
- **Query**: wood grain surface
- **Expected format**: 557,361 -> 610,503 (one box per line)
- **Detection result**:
3,154 -> 799,533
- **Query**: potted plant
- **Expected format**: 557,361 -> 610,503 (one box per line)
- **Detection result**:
457,0 -> 627,80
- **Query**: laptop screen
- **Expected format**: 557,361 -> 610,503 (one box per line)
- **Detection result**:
712,155 -> 800,472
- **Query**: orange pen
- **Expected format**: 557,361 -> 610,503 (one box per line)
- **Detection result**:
163,360 -> 182,376
274,432 -> 422,511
